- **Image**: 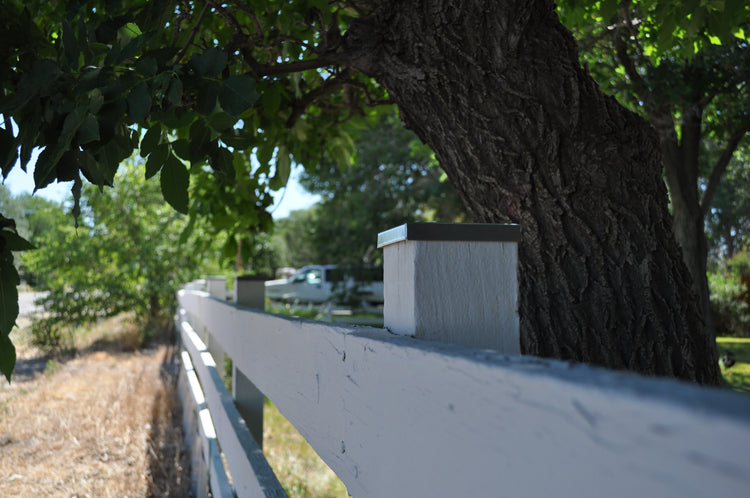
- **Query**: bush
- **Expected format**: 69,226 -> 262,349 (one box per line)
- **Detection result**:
709,271 -> 750,337
21,161 -> 221,352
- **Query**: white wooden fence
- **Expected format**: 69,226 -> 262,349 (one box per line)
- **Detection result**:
176,223 -> 750,497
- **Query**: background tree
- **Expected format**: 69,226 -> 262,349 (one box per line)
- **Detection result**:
3,0 -> 745,383
706,145 -> 750,261
22,160 -> 220,348
279,113 -> 464,267
559,1 -> 750,335
272,208 -> 322,270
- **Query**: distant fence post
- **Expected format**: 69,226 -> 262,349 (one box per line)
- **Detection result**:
206,276 -> 227,300
378,223 -> 521,353
205,276 -> 228,378
232,275 -> 267,448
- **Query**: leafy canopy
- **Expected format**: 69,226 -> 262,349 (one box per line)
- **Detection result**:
559,0 -> 750,243
559,0 -> 749,59
1,0 -> 389,225
0,0 -> 390,379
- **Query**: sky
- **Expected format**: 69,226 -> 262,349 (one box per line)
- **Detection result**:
3,153 -> 320,219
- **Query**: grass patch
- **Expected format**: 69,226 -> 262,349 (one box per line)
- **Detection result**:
264,399 -> 348,497
266,300 -> 384,327
717,337 -> 750,393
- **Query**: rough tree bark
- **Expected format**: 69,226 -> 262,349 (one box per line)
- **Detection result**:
345,0 -> 720,384
657,104 -> 714,338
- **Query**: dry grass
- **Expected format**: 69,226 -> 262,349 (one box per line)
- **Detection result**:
0,316 -> 191,497
263,399 -> 348,497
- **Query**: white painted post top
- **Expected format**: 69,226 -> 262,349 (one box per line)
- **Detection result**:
206,276 -> 227,300
234,275 -> 267,310
378,222 -> 521,353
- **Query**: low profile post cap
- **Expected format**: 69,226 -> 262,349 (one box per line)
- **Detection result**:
377,222 -> 521,248
235,274 -> 272,281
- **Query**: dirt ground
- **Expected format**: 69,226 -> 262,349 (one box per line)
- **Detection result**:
0,316 -> 192,497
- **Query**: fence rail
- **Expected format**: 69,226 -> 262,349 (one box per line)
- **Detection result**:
176,223 -> 750,497
177,288 -> 750,497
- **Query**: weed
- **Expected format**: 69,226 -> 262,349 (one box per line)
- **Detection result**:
43,359 -> 60,377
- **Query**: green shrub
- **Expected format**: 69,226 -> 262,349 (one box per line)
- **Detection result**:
30,317 -> 75,353
709,271 -> 750,337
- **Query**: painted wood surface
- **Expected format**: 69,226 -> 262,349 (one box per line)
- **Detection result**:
179,290 -> 750,498
383,239 -> 519,352
177,350 -> 214,498
179,316 -> 287,498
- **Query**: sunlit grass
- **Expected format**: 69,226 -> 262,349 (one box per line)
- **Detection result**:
717,337 -> 750,393
264,399 -> 348,497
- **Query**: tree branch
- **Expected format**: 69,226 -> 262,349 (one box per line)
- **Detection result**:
285,71 -> 351,128
614,26 -> 677,143
344,78 -> 392,106
206,0 -> 247,37
228,1 -> 264,38
253,55 -> 344,77
172,3 -> 209,64
700,123 -> 750,215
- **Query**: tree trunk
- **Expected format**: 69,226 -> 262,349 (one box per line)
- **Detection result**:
658,104 -> 714,338
346,0 -> 719,384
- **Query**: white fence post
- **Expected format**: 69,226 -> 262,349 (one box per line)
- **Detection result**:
378,222 -> 521,353
206,276 -> 227,300
232,276 -> 266,448
205,276 -> 228,377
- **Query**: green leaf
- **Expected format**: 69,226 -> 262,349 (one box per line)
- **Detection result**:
261,84 -> 282,116
61,19 -> 80,68
55,151 -> 81,182
0,127 -> 17,178
256,141 -> 274,168
119,22 -> 143,41
210,147 -> 234,180
191,47 -> 228,76
154,108 -> 197,129
219,75 -> 258,117
207,111 -> 237,132
0,60 -> 61,115
0,333 -> 15,383
167,77 -> 183,106
135,56 -> 158,77
220,128 -> 255,149
80,66 -> 102,91
140,126 -> 162,158
95,129 -> 132,179
160,153 -> 189,214
145,143 -> 169,179
34,105 -> 87,191
88,89 -> 104,115
1,231 -> 34,251
71,175 -> 82,227
599,0 -> 619,21
126,81 -> 151,123
77,114 -> 100,144
197,81 -> 219,115
171,139 -> 190,161
178,213 -> 197,245
275,147 -> 291,186
221,236 -> 238,261
80,149 -> 115,187
188,120 -> 212,162
0,249 -> 20,337
205,48 -> 228,76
